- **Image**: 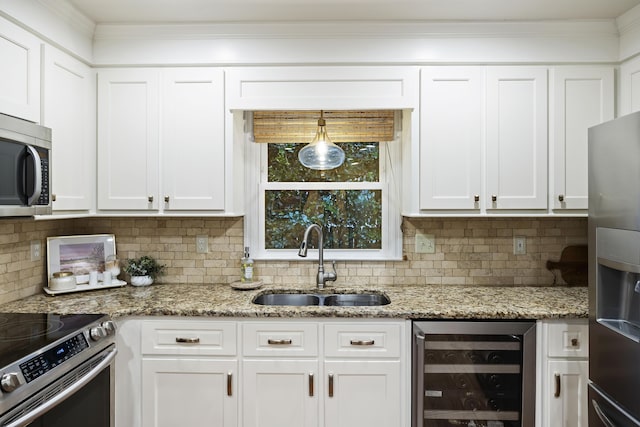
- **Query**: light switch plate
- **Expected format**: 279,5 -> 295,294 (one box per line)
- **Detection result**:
415,233 -> 435,254
513,236 -> 526,255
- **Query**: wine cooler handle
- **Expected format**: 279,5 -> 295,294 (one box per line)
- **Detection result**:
414,332 -> 425,427
554,373 -> 561,398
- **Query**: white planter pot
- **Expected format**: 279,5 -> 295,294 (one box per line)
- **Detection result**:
130,275 -> 154,287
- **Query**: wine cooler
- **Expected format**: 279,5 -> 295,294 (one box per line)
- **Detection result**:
412,321 -> 536,427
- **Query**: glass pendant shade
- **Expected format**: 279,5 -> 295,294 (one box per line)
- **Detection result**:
298,113 -> 345,170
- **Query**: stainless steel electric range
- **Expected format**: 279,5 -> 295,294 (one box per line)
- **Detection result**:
0,313 -> 116,427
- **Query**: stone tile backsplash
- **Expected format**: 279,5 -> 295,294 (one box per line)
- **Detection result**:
0,216 -> 587,305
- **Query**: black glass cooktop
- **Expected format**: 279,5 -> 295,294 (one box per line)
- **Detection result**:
0,313 -> 103,370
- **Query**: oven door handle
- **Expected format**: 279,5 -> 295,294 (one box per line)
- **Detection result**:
4,347 -> 117,427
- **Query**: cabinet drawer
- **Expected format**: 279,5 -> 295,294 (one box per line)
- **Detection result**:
141,320 -> 237,356
242,322 -> 318,357
547,321 -> 588,358
324,323 -> 401,358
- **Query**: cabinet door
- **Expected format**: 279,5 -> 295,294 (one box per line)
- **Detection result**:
486,67 -> 548,210
551,67 -> 614,210
141,358 -> 237,427
419,67 -> 483,210
0,16 -> 40,122
620,55 -> 640,116
43,45 -> 95,211
242,360 -> 319,427
161,68 -> 225,211
547,360 -> 588,427
324,360 -> 401,427
97,69 -> 159,210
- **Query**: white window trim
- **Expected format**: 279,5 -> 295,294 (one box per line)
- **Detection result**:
243,111 -> 403,261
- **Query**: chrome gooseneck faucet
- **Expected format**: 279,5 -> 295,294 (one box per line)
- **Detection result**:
298,224 -> 337,288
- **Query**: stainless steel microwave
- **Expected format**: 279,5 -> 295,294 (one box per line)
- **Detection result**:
0,113 -> 52,217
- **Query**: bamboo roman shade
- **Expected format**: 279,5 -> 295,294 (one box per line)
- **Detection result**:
252,110 -> 396,143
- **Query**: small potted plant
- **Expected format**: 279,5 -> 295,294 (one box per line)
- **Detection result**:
124,255 -> 166,286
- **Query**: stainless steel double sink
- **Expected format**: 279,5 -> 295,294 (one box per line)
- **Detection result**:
253,292 -> 390,307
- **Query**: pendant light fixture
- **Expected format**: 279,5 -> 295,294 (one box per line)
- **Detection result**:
298,110 -> 345,170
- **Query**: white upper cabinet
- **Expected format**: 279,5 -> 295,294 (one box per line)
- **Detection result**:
486,66 -> 548,210
620,55 -> 640,116
43,45 -> 95,212
419,67 -> 483,210
0,16 -> 41,122
161,68 -> 225,211
97,68 -> 160,211
97,67 -> 226,213
550,66 -> 614,210
416,66 -> 548,213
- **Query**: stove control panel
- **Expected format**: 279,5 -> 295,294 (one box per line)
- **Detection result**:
18,333 -> 89,384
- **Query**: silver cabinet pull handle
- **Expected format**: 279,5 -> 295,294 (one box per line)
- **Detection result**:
491,195 -> 497,202
148,195 -> 154,203
175,337 -> 200,344
164,196 -> 170,203
350,339 -> 375,346
554,373 -> 561,398
559,194 -> 565,202
267,338 -> 292,345
309,373 -> 314,397
474,195 -> 479,202
328,373 -> 334,397
227,372 -> 232,396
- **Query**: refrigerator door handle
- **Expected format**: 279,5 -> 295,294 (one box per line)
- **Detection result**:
592,398 -> 619,427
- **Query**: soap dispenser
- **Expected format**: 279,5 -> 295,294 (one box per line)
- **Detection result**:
241,247 -> 254,282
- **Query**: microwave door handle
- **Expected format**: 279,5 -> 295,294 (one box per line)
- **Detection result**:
23,145 -> 42,206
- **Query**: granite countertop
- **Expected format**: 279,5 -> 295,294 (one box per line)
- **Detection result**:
0,283 -> 588,320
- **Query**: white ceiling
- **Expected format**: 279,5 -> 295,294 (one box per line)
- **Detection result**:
67,0 -> 640,24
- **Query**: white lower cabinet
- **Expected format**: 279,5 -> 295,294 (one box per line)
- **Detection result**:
142,358 -> 237,427
117,317 -> 406,427
242,360 -> 319,427
241,320 -> 406,427
139,319 -> 239,427
538,319 -> 589,427
323,360 -> 401,427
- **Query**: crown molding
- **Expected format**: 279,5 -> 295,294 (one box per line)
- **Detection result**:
93,20 -> 619,41
37,0 -> 95,39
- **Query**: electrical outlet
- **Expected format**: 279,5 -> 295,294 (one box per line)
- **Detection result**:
196,235 -> 209,254
513,236 -> 526,255
415,233 -> 435,254
30,240 -> 41,261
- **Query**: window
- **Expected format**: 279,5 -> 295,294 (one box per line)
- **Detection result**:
244,111 -> 402,261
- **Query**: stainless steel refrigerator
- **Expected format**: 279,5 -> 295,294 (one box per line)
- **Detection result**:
588,110 -> 640,426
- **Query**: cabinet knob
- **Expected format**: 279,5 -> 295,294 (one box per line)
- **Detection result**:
474,195 -> 480,202
51,194 -> 57,202
148,195 -> 154,203
491,195 -> 497,202
558,194 -> 565,202
571,338 -> 579,347
164,196 -> 170,203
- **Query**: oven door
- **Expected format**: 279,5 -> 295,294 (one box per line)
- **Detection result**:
0,345 -> 116,427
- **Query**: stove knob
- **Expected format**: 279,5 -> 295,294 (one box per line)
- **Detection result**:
1,373 -> 21,393
90,326 -> 107,341
101,320 -> 116,336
